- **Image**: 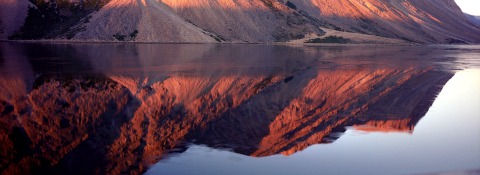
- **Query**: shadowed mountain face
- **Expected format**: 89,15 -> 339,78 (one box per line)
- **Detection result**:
1,43 -> 473,174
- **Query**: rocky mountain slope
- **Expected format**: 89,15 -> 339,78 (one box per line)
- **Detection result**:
74,0 -> 219,42
158,0 -> 323,42
0,0 -> 31,39
1,0 -> 479,43
465,13 -> 480,27
286,0 -> 480,43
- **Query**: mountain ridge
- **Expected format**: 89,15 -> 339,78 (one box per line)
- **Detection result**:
1,0 -> 480,43
464,13 -> 480,27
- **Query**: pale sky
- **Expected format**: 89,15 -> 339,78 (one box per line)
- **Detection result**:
455,0 -> 480,16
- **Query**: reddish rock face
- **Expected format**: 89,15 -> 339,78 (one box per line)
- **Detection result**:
0,43 -> 457,174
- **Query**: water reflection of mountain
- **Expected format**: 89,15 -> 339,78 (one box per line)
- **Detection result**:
0,43 -> 456,174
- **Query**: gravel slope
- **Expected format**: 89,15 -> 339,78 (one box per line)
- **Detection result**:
74,0 -> 217,42
160,0 -> 323,42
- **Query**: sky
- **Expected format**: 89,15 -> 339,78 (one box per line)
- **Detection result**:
455,0 -> 480,16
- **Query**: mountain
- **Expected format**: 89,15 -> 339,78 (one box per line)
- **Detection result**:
1,0 -> 323,43
464,13 -> 480,27
1,0 -> 480,43
286,0 -> 480,43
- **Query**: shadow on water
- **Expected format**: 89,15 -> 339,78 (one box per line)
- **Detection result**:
1,42 -> 478,174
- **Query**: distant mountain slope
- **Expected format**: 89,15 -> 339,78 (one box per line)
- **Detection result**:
464,13 -> 480,27
285,0 -> 480,43
1,0 -> 480,43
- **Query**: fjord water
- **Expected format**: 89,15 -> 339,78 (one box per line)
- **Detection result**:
147,69 -> 480,175
0,43 -> 479,175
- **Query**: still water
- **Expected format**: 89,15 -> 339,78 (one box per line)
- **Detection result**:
0,43 -> 479,175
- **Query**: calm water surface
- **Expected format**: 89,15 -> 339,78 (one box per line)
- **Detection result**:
0,43 -> 479,175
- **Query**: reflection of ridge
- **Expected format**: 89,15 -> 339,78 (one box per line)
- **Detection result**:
196,68 -> 453,157
352,119 -> 414,133
321,126 -> 346,143
348,70 -> 453,134
0,43 -> 459,175
0,75 -> 139,175
0,67 -> 453,175
193,68 -> 319,155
